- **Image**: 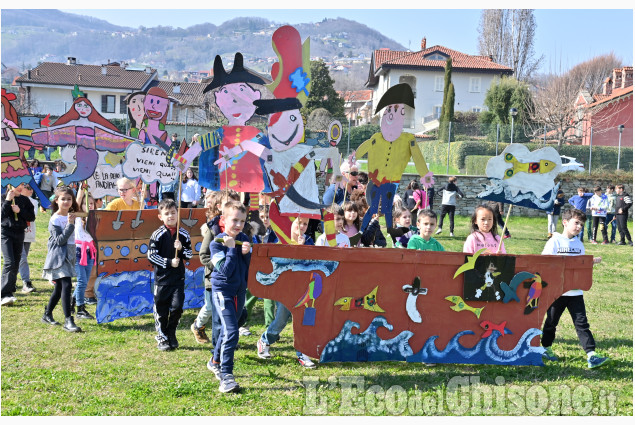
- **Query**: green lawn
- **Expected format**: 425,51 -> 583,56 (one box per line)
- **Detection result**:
1,213 -> 632,415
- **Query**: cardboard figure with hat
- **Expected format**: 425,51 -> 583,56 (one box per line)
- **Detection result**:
197,52 -> 272,193
355,83 -> 430,231
252,25 -> 341,243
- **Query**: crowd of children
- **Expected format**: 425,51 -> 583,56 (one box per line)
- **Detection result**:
2,171 -> 629,394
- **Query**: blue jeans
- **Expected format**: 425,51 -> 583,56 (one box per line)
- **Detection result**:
260,302 -> 301,357
361,181 -> 399,231
18,242 -> 32,283
74,258 -> 93,306
606,213 -> 617,241
213,290 -> 245,375
196,288 -> 221,346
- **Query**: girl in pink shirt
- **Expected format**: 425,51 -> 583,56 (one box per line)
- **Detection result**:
463,205 -> 506,254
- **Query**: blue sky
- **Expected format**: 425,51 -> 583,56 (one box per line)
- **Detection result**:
47,4 -> 633,73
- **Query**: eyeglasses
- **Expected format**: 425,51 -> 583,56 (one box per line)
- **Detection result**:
118,187 -> 133,193
348,171 -> 359,177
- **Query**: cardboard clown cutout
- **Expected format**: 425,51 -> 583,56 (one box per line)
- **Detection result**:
253,25 -> 340,243
198,53 -> 271,193
356,83 -> 430,231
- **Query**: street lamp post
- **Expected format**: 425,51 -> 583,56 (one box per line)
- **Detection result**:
509,107 -> 518,144
617,124 -> 624,170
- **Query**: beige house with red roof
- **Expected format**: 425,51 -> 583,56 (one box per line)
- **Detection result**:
14,57 -> 158,120
366,38 -> 513,134
337,89 -> 373,125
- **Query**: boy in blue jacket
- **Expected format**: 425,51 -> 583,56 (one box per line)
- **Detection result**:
568,187 -> 593,241
207,201 -> 251,393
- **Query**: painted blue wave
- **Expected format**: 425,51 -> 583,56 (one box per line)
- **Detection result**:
320,316 -> 414,363
256,257 -> 339,286
407,328 -> 545,366
95,267 -> 205,323
478,180 -> 560,211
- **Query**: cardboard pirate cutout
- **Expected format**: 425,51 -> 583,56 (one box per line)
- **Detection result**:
248,245 -> 594,366
254,25 -> 340,242
198,53 -> 271,193
477,144 -> 563,211
356,83 -> 430,231
31,86 -> 136,185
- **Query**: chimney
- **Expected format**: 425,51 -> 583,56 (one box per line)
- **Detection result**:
421,37 -> 427,50
67,57 -> 76,65
602,77 -> 612,96
35,69 -> 39,76
173,84 -> 181,94
27,70 -> 31,79
78,73 -> 82,81
613,68 -> 623,90
102,66 -> 107,75
623,66 -> 633,88
145,66 -> 152,74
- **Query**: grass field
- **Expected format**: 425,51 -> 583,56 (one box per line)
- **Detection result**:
1,213 -> 633,415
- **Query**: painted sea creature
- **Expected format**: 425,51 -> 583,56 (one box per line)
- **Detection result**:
500,271 -> 537,303
294,272 -> 323,309
480,320 -> 511,339
255,257 -> 339,286
402,276 -> 427,323
445,295 -> 484,318
503,153 -> 557,179
334,286 -> 385,313
454,248 -> 487,278
524,273 -> 548,315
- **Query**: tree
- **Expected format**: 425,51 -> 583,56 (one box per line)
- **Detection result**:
481,76 -> 532,142
302,59 -> 345,118
439,58 -> 455,142
478,9 -> 543,81
566,52 -> 623,97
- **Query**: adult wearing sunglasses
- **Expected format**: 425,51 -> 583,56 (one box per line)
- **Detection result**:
105,178 -> 141,210
322,162 -> 360,206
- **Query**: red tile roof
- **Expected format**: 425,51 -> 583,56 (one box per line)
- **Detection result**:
372,45 -> 512,73
148,80 -> 208,107
587,85 -> 633,108
338,90 -> 373,102
15,62 -> 157,90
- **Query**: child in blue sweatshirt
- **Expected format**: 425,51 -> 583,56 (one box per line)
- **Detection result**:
568,187 -> 593,241
207,201 -> 251,393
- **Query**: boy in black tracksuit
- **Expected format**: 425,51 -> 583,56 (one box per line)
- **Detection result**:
148,198 -> 192,351
615,184 -> 632,245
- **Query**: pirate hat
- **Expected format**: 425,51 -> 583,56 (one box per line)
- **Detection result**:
374,83 -> 415,114
253,97 -> 303,116
203,52 -> 267,93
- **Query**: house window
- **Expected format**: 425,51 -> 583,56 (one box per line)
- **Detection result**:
101,95 -> 115,113
434,76 -> 444,92
426,53 -> 447,61
472,107 -> 482,113
119,96 -> 127,114
469,77 -> 481,93
434,105 -> 442,119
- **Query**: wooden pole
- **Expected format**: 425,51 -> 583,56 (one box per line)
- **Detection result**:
140,183 -> 146,210
497,204 -> 513,254
174,172 -> 183,260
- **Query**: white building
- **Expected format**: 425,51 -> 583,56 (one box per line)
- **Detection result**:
366,39 -> 513,134
14,57 -> 158,120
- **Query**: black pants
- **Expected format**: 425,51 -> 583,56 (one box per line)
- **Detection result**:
541,295 -> 595,353
180,201 -> 192,208
153,285 -> 184,343
494,208 -> 511,236
46,277 -> 73,318
616,214 -> 632,243
1,230 -> 25,298
438,205 -> 455,232
592,216 -> 608,242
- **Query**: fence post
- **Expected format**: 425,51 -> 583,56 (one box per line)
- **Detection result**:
544,124 -> 547,147
446,122 -> 452,174
496,123 -> 499,156
588,127 -> 593,175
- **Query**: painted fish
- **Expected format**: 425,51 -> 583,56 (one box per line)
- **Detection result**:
503,153 -> 557,180
334,286 -> 385,313
445,295 -> 484,318
480,320 -> 509,338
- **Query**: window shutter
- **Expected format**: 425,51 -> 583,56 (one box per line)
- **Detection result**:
101,95 -> 108,113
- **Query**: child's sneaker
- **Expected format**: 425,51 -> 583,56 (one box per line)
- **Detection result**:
590,240 -> 598,244
206,358 -> 222,380
257,339 -> 271,359
587,355 -> 609,369
219,374 -> 240,393
239,326 -> 252,336
297,353 -> 316,369
449,232 -> 455,237
542,346 -> 558,361
602,240 -> 608,245
191,322 -> 210,344
157,339 -> 172,351
435,228 -> 442,235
